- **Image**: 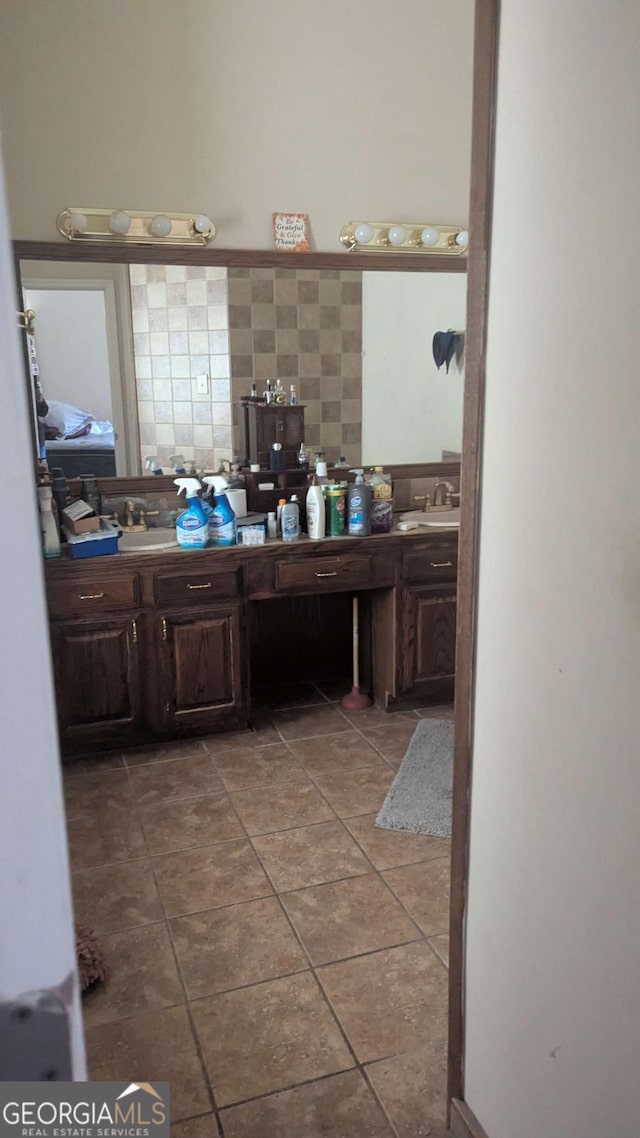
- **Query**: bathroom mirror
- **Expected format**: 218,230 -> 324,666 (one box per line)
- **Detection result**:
17,247 -> 465,478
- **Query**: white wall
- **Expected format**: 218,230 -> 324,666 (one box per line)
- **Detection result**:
464,3 -> 640,1137
0,0 -> 474,248
23,288 -> 113,422
362,271 -> 465,463
0,149 -> 86,1076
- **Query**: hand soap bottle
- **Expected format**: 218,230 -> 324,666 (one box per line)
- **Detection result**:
306,474 -> 326,539
347,470 -> 372,536
174,478 -> 208,549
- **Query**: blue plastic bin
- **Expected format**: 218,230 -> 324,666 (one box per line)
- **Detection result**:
65,519 -> 121,559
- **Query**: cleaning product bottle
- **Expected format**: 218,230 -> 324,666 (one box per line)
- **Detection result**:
174,478 -> 208,549
145,455 -> 164,475
306,473 -> 326,539
202,475 -> 237,546
37,485 -> 61,558
314,453 -> 330,486
169,454 -> 188,475
227,461 -> 247,519
281,494 -> 300,542
277,497 -> 287,535
347,470 -> 372,536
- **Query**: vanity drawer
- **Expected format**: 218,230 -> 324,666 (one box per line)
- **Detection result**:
276,554 -> 372,594
47,574 -> 139,618
153,567 -> 241,607
404,539 -> 458,584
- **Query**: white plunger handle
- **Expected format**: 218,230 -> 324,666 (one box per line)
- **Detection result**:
352,595 -> 360,690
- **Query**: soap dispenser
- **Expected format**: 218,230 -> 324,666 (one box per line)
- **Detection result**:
347,470 -> 372,536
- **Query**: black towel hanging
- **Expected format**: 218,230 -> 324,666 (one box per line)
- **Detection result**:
432,330 -> 458,374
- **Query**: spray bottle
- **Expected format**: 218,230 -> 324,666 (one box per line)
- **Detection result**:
174,478 -> 209,549
347,469 -> 372,536
145,455 -> 164,475
202,475 -> 237,546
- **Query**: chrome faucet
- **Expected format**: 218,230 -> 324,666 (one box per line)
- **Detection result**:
432,480 -> 456,507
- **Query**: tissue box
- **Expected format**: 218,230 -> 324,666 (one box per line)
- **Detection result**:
62,499 -> 100,535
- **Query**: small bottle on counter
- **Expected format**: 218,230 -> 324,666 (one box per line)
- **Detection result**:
267,511 -> 278,539
289,384 -> 297,405
276,497 -> 287,535
306,474 -> 326,540
281,495 -> 300,542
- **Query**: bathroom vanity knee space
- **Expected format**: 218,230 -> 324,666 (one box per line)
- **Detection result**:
44,529 -> 458,757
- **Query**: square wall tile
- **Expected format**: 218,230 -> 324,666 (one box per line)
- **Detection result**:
208,304 -> 228,330
188,306 -> 208,330
171,355 -> 190,378
147,283 -> 167,308
168,306 -> 188,331
134,355 -> 152,379
151,356 -> 171,379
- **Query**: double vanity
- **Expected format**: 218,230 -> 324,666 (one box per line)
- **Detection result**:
44,525 -> 458,757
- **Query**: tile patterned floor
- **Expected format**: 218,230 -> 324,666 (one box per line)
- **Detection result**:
65,684 -> 454,1137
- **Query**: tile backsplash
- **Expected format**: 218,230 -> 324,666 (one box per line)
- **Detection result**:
130,264 -> 233,474
227,267 -> 363,467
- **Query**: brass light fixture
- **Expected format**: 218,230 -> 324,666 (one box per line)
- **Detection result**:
56,207 -> 216,246
340,220 -> 468,254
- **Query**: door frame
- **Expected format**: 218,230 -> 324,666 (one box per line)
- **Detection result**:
447,0 -> 499,1130
19,261 -> 140,474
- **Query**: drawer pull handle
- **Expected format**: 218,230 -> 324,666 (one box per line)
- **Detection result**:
79,592 -> 105,600
131,620 -> 138,644
430,560 -> 453,568
315,571 -> 338,578
187,582 -> 213,590
162,618 -> 168,641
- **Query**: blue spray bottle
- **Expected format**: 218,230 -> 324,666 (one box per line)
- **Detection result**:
174,478 -> 209,549
202,475 -> 237,546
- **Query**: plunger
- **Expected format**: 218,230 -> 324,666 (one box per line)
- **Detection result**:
341,595 -> 372,710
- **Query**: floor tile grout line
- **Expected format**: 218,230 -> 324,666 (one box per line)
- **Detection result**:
245,830 -> 363,1073
377,861 -> 452,946
118,762 -> 226,1135
216,1064 -> 361,1115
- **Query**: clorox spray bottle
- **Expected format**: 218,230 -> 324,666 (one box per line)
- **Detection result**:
202,475 -> 237,546
174,478 -> 209,549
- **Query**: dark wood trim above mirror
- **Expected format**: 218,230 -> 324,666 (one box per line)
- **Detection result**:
14,240 -> 467,274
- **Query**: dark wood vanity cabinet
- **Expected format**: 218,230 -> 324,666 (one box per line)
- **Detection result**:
156,604 -> 247,735
45,529 -> 458,757
400,584 -> 457,703
397,536 -> 458,706
49,612 -> 143,749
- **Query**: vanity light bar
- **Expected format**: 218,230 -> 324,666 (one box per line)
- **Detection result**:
340,221 -> 468,255
56,208 -> 216,246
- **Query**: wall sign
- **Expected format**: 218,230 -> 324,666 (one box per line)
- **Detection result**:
272,212 -> 310,252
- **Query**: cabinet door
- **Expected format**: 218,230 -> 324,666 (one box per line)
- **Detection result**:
50,614 -> 142,750
158,605 -> 247,734
401,584 -> 457,704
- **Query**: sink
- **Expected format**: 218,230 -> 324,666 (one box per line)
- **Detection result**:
118,527 -> 178,553
398,508 -> 460,529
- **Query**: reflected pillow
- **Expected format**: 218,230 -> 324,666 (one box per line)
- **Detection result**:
44,399 -> 95,439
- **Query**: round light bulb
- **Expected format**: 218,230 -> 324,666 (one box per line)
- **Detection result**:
421,226 -> 440,247
108,209 -> 131,235
69,211 -> 88,234
149,213 -> 172,238
354,222 -> 374,244
193,213 -> 212,235
455,229 -> 469,247
388,224 -> 407,246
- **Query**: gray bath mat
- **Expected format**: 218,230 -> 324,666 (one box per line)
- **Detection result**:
376,718 -> 454,837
